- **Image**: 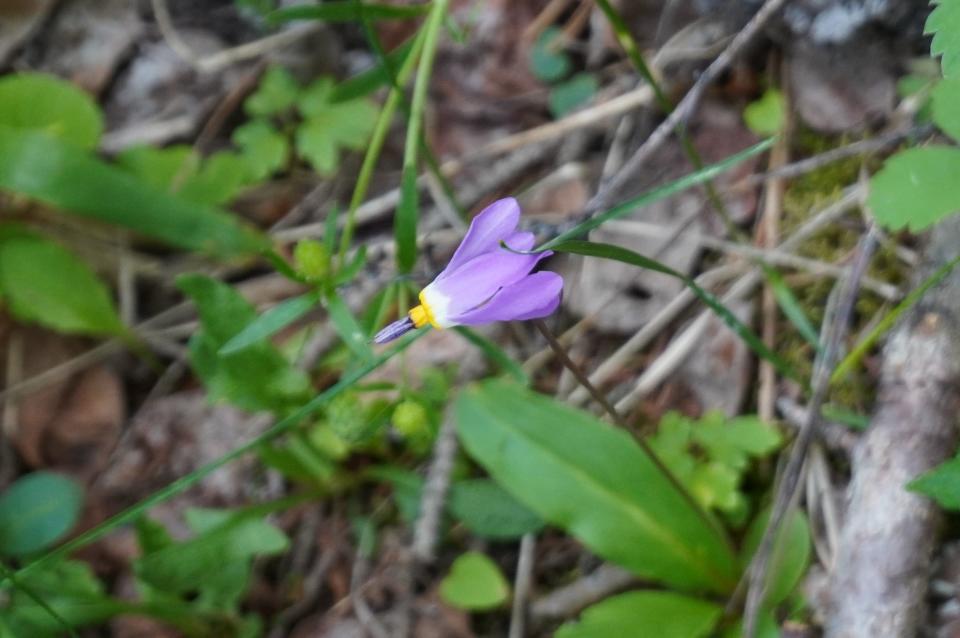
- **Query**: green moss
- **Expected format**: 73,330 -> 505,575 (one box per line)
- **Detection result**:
773,129 -> 908,412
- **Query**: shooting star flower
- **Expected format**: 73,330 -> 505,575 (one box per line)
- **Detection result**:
373,197 -> 563,344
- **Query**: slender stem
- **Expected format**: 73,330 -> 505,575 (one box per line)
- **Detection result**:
338,28 -> 427,266
532,319 -> 732,549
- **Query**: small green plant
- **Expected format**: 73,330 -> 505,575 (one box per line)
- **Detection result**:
529,26 -> 598,118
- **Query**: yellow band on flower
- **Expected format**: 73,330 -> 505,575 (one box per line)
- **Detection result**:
409,291 -> 442,329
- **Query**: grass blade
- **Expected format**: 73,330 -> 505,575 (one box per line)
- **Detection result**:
270,2 -> 431,24
551,239 -> 801,383
538,138 -> 775,251
219,291 -> 322,355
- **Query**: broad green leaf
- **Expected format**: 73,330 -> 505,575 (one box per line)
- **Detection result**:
245,66 -> 300,117
0,73 -> 102,149
135,515 -> 288,595
530,26 -> 571,82
233,120 -> 289,181
549,72 -> 598,117
439,552 -> 510,611
740,508 -> 812,607
743,89 -> 785,136
270,2 -> 432,23
932,76 -> 960,142
395,164 -> 419,273
178,274 -> 312,412
0,472 -> 83,557
456,380 -> 738,593
219,291 -> 321,355
927,0 -> 960,78
869,146 -> 960,231
179,151 -> 252,205
540,138 -> 775,249
0,236 -> 124,336
909,456 -> 960,508
550,240 -> 800,383
449,479 -> 544,539
0,128 -> 270,258
325,291 -> 374,363
556,591 -> 722,638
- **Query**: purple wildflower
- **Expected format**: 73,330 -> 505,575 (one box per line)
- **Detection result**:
374,197 -> 563,344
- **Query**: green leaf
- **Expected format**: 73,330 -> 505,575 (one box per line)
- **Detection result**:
245,66 -> 300,117
449,479 -> 544,539
927,0 -> 960,78
740,508 -> 812,607
270,2 -> 432,23
0,73 -> 102,149
530,26 -> 571,82
233,120 -> 289,181
556,591 -> 722,638
932,76 -> 960,142
178,274 -> 312,412
0,472 -> 83,557
456,380 -> 738,593
0,236 -> 124,336
539,138 -> 775,249
325,291 -> 374,363
439,551 -> 510,611
869,146 -> 960,231
0,128 -> 270,258
179,151 -> 253,205
550,240 -> 800,383
295,80 -> 378,175
909,455 -> 960,508
549,73 -> 598,117
395,164 -> 419,273
219,291 -> 322,355
743,89 -> 785,136
135,515 -> 288,596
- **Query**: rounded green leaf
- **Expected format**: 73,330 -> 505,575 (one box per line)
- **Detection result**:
455,380 -> 738,593
439,551 -> 510,611
743,89 -> 785,136
0,472 -> 84,557
530,27 -> 571,82
869,146 -> 960,231
556,591 -> 722,638
245,66 -> 300,117
549,73 -> 599,118
932,77 -> 960,143
0,236 -> 124,336
0,73 -> 102,149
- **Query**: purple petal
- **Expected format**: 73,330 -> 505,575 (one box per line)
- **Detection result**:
454,272 -> 563,325
428,250 -> 552,318
503,231 -> 535,252
439,198 -> 520,278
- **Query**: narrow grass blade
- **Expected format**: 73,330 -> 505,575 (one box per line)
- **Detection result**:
326,291 -> 374,362
552,239 -> 801,383
331,37 -> 417,103
831,252 -> 960,383
538,138 -> 775,251
763,267 -> 821,350
219,291 -> 322,355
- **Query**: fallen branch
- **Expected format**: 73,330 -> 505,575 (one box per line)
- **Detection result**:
825,215 -> 960,637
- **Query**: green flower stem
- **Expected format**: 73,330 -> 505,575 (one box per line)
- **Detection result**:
337,27 -> 428,267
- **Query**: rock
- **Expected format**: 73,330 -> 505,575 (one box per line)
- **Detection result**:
787,41 -> 896,133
